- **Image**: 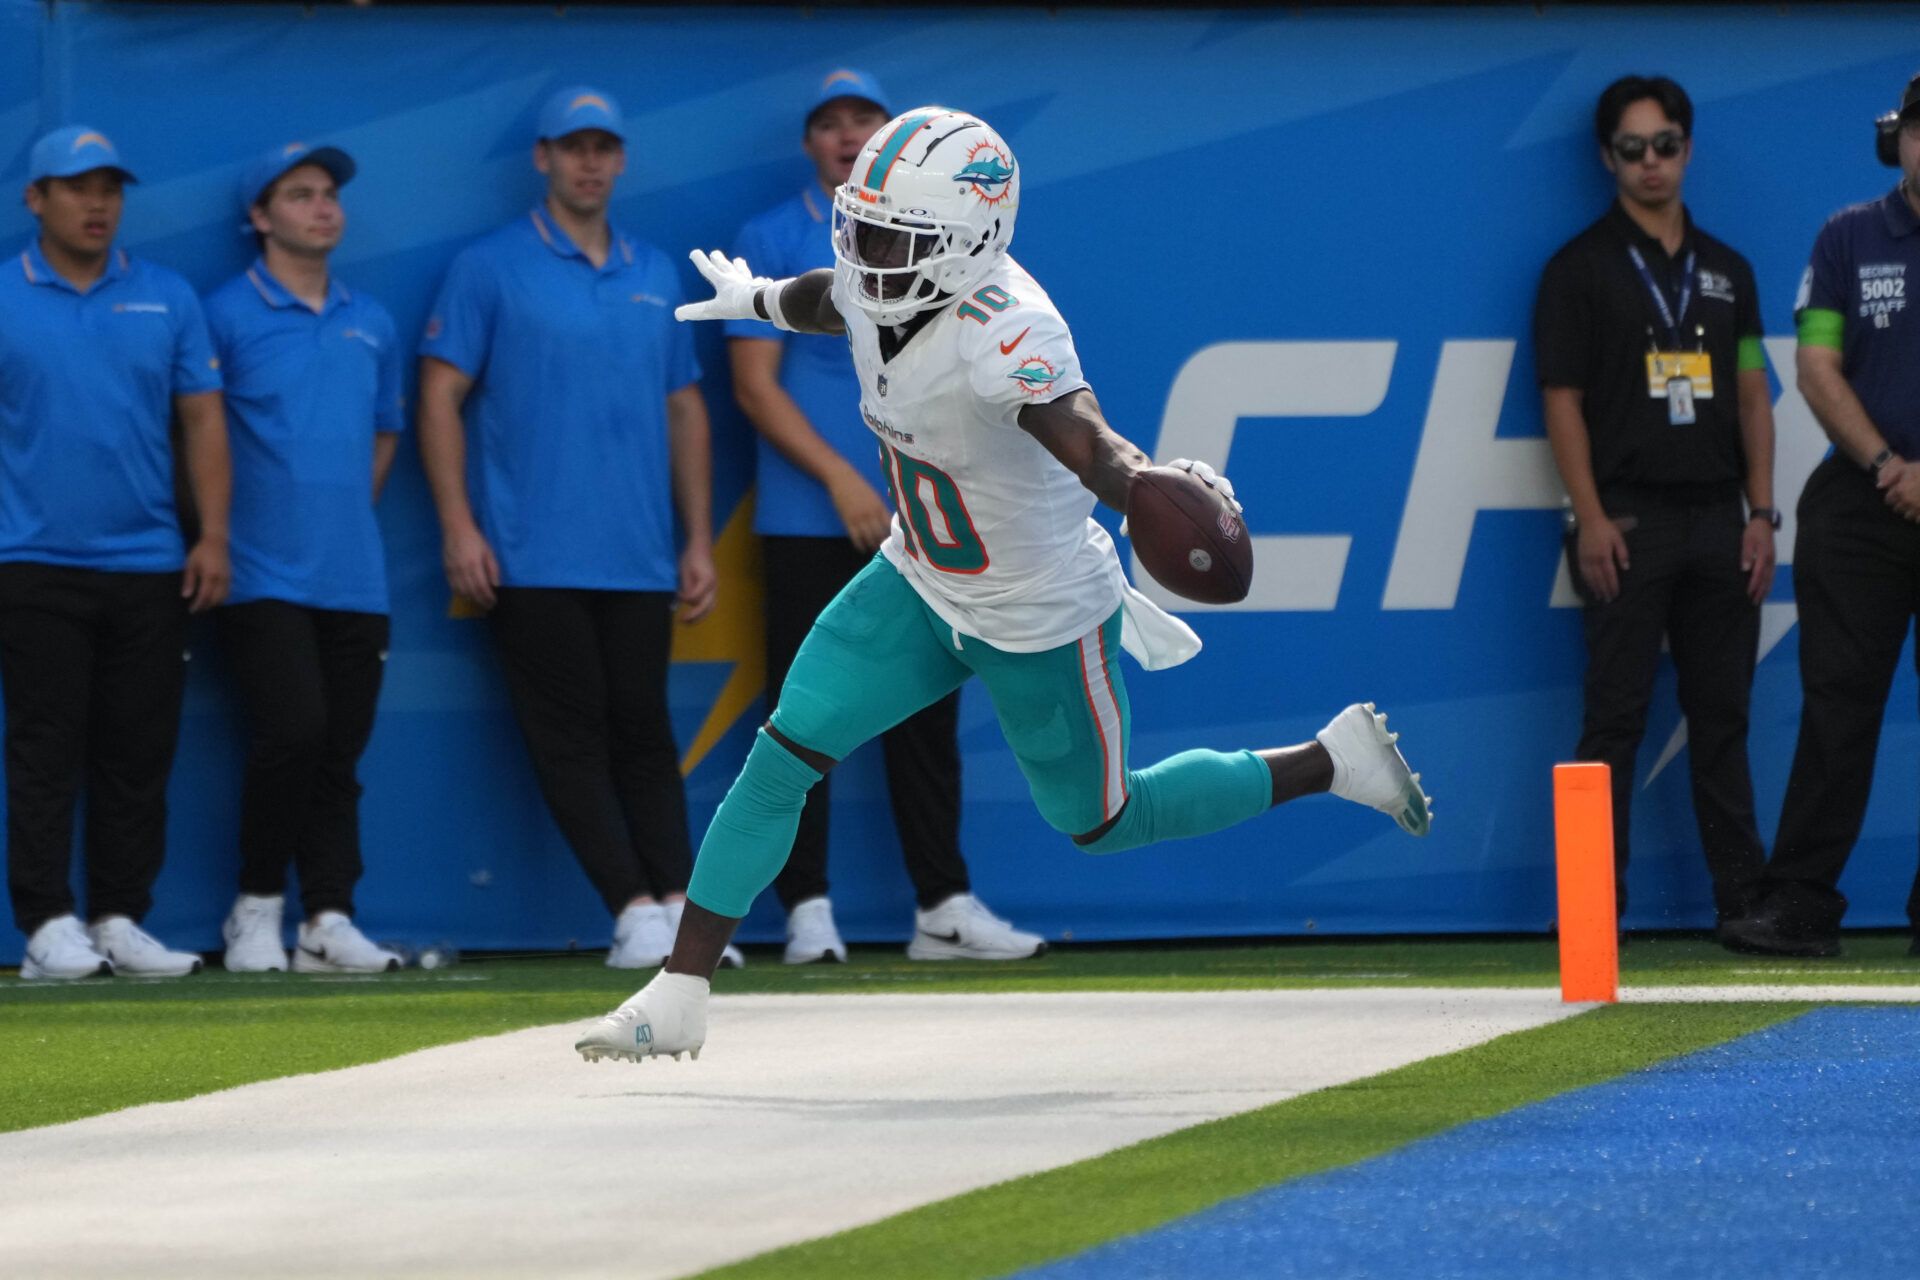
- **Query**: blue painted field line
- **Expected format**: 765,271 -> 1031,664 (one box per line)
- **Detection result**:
1016,1008 -> 1920,1279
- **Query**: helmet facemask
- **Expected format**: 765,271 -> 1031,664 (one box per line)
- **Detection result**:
832,188 -> 994,325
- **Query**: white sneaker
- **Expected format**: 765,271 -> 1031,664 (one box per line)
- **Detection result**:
783,896 -> 847,965
1316,702 -> 1433,837
662,899 -> 744,969
20,915 -> 112,980
608,901 -> 672,969
89,916 -> 202,977
292,911 -> 401,974
576,970 -> 709,1063
222,894 -> 288,972
906,893 -> 1047,961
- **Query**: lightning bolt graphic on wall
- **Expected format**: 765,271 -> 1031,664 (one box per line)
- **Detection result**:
672,494 -> 766,777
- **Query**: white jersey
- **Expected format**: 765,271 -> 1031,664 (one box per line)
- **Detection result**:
836,255 -> 1123,653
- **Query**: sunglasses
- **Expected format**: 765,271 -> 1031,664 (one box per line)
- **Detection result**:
1611,130 -> 1686,163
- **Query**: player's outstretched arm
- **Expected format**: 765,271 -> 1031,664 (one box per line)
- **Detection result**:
675,251 -> 844,336
1017,389 -> 1148,514
769,270 -> 845,336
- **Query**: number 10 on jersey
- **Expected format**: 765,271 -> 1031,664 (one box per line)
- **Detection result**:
884,443 -> 989,574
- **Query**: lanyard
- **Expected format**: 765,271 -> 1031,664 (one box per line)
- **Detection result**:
1626,245 -> 1695,347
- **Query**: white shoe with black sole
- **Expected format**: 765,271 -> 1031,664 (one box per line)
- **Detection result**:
292,911 -> 401,974
608,901 -> 671,969
783,896 -> 846,965
222,894 -> 288,972
907,893 -> 1047,961
89,916 -> 202,977
20,914 -> 112,980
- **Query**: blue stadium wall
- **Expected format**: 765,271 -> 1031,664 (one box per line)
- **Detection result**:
2,2 -> 1918,961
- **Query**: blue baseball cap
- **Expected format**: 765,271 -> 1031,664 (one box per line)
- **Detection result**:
241,141 -> 356,215
28,125 -> 138,184
805,69 -> 890,128
537,86 -> 626,142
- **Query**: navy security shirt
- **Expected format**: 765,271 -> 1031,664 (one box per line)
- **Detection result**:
420,208 -> 698,591
1797,186 -> 1920,456
724,186 -> 888,538
204,262 -> 405,614
0,241 -> 222,570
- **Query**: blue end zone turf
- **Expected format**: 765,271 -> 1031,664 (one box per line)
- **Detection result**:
1018,1009 -> 1920,1279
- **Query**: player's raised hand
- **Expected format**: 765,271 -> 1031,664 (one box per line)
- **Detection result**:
1167,457 -> 1244,514
675,250 -> 769,324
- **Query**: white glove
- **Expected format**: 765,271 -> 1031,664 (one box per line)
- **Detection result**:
1168,457 -> 1244,515
674,249 -> 785,326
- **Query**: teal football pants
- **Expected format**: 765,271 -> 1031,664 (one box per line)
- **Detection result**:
687,557 -> 1271,918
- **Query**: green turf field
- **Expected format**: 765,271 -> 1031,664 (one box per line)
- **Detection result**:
3,933 -> 1914,1136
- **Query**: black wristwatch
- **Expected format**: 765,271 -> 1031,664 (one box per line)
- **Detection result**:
1748,506 -> 1782,530
1870,446 -> 1895,475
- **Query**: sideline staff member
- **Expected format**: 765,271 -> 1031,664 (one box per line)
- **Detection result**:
726,69 -> 1044,964
1,126 -> 231,979
1724,73 -> 1920,958
1535,76 -> 1776,933
419,87 -> 738,969
206,142 -> 405,975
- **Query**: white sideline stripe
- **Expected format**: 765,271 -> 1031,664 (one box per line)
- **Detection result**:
1076,629 -> 1126,821
1621,984 -> 1920,1003
0,989 -> 1574,1280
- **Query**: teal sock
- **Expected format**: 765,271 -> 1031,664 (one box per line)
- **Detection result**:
685,729 -> 824,918
1079,749 -> 1270,854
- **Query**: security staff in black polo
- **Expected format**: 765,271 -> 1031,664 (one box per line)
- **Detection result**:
1534,76 -> 1777,936
1723,73 -> 1920,959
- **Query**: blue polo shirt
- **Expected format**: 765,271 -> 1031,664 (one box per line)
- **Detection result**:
725,186 -> 888,537
204,262 -> 404,614
421,208 -> 698,591
1798,185 -> 1920,455
0,241 -> 221,571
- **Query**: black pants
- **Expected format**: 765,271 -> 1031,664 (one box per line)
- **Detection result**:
488,587 -> 691,911
1764,455 -> 1920,933
1569,493 -> 1766,920
764,537 -> 969,912
0,564 -> 187,935
217,601 -> 388,918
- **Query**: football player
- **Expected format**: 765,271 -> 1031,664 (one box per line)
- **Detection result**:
577,107 -> 1431,1064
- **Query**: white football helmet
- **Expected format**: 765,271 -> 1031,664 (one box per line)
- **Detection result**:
831,106 -> 1019,325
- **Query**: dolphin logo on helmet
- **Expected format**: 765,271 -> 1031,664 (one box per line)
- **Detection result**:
954,149 -> 1015,203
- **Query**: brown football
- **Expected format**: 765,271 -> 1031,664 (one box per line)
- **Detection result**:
1125,465 -> 1253,604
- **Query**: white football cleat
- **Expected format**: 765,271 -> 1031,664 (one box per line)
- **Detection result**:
576,971 -> 709,1064
20,914 -> 112,980
662,899 -> 743,969
89,916 -> 202,977
783,896 -> 847,965
906,893 -> 1047,961
292,911 -> 401,974
222,894 -> 288,972
1316,702 -> 1433,837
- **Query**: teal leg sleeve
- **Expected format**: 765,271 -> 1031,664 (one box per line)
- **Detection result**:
1079,748 -> 1270,854
686,729 -> 824,918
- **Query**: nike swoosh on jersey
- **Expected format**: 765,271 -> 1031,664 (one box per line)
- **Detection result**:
999,327 -> 1031,356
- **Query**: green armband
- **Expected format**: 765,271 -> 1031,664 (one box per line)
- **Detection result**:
1796,307 -> 1844,352
1737,336 -> 1767,372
